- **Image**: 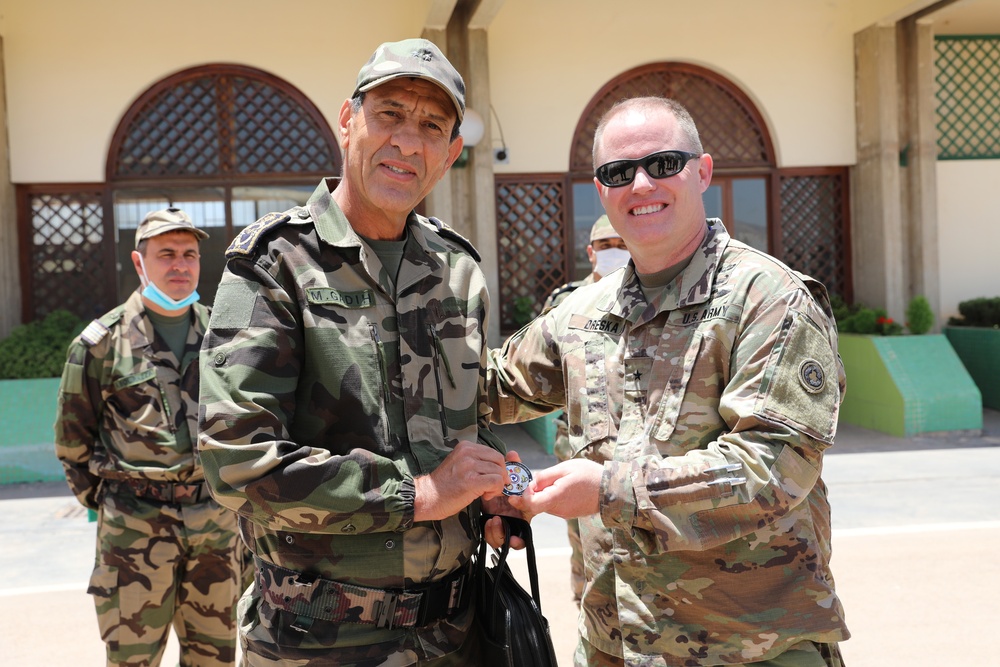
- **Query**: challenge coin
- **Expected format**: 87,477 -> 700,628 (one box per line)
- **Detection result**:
503,461 -> 533,496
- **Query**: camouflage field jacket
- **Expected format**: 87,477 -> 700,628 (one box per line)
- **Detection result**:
54,291 -> 210,509
488,220 -> 850,666
198,180 -> 499,651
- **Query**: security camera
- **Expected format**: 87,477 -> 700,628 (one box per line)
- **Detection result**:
493,147 -> 509,164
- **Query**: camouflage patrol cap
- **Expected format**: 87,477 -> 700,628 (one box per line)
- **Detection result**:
134,207 -> 209,249
589,215 -> 621,242
354,38 -> 465,122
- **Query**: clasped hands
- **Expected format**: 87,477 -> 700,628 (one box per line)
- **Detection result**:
413,440 -> 602,550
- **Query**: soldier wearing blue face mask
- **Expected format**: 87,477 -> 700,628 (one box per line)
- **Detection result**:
54,207 -> 244,667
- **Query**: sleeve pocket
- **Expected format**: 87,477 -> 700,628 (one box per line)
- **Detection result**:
61,362 -> 84,395
756,311 -> 840,443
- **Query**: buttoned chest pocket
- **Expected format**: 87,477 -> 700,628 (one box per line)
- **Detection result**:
106,366 -> 168,442
302,300 -> 394,455
398,300 -> 484,468
648,326 -> 733,455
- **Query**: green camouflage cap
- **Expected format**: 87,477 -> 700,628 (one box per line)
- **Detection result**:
354,38 -> 465,122
134,207 -> 209,248
589,215 -> 620,242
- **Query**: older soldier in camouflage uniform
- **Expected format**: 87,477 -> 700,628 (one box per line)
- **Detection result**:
199,39 -> 511,666
539,214 -> 630,603
55,208 -> 242,667
487,97 -> 850,666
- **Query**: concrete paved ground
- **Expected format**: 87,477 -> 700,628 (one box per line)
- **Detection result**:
2,414 -> 999,666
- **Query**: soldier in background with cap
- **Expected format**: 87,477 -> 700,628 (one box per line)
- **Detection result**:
55,208 -> 242,666
541,214 -> 630,315
199,38 -> 513,665
536,213 -> 630,605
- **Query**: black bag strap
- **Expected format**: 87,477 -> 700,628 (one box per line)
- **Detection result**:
479,514 -> 543,612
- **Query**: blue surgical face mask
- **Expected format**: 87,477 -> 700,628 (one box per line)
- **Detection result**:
137,254 -> 200,312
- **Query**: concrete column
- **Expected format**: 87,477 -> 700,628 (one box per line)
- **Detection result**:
0,37 -> 21,338
853,24 -> 906,320
465,29 -> 500,345
899,18 -> 941,327
421,26 -> 456,229
425,0 -> 502,344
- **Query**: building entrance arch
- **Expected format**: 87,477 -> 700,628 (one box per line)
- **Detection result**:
495,63 -> 851,332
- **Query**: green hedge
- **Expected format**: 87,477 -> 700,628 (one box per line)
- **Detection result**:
0,310 -> 86,379
948,297 -> 1000,328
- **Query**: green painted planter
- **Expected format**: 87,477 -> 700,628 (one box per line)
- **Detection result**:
838,333 -> 981,437
943,326 -> 1000,411
520,411 -> 562,455
0,377 -> 63,484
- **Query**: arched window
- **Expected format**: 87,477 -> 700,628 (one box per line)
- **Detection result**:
107,64 -> 340,305
494,62 -> 850,332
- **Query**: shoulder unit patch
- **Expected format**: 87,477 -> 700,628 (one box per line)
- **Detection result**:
799,359 -> 826,393
226,212 -> 292,259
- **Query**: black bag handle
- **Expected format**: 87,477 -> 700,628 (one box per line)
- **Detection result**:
479,514 -> 543,611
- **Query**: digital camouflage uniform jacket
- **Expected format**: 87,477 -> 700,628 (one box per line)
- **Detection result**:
488,219 -> 850,666
541,274 -> 593,316
198,179 -> 502,661
55,290 -> 210,509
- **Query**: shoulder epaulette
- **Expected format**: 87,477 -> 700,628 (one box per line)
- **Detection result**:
80,308 -> 124,346
552,282 -> 581,298
226,212 -> 292,259
426,216 -> 481,262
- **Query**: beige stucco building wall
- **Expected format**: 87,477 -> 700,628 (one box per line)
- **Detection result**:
0,0 -> 997,326
2,0 -> 919,180
938,161 -> 1000,320
0,0 -> 433,183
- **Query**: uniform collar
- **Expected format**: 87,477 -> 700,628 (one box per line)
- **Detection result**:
124,289 -> 207,367
599,219 -> 730,323
306,178 -> 440,296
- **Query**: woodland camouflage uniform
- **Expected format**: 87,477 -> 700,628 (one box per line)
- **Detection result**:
489,219 -> 850,666
198,179 -> 502,666
55,289 -> 241,667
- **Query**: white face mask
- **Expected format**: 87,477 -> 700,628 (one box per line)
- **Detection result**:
593,247 -> 631,278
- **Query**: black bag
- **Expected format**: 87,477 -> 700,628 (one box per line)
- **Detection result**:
475,514 -> 559,667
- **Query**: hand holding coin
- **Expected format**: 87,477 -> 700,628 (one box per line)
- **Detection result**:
502,461 -> 533,496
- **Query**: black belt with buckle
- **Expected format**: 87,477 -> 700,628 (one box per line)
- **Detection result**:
254,556 -> 473,629
106,479 -> 210,505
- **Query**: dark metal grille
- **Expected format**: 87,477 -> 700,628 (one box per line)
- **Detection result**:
570,63 -> 773,173
935,35 -> 1000,159
778,172 -> 851,301
23,190 -> 112,321
112,68 -> 339,179
233,79 -> 338,174
495,177 -> 568,332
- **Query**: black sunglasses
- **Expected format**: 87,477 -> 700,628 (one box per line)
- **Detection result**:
595,150 -> 700,187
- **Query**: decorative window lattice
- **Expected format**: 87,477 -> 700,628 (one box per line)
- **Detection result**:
935,35 -> 1000,159
779,172 -> 851,301
570,64 -> 771,173
112,68 -> 339,179
495,178 -> 568,332
27,191 -> 112,321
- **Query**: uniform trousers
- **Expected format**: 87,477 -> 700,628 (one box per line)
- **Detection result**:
90,491 -> 241,666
